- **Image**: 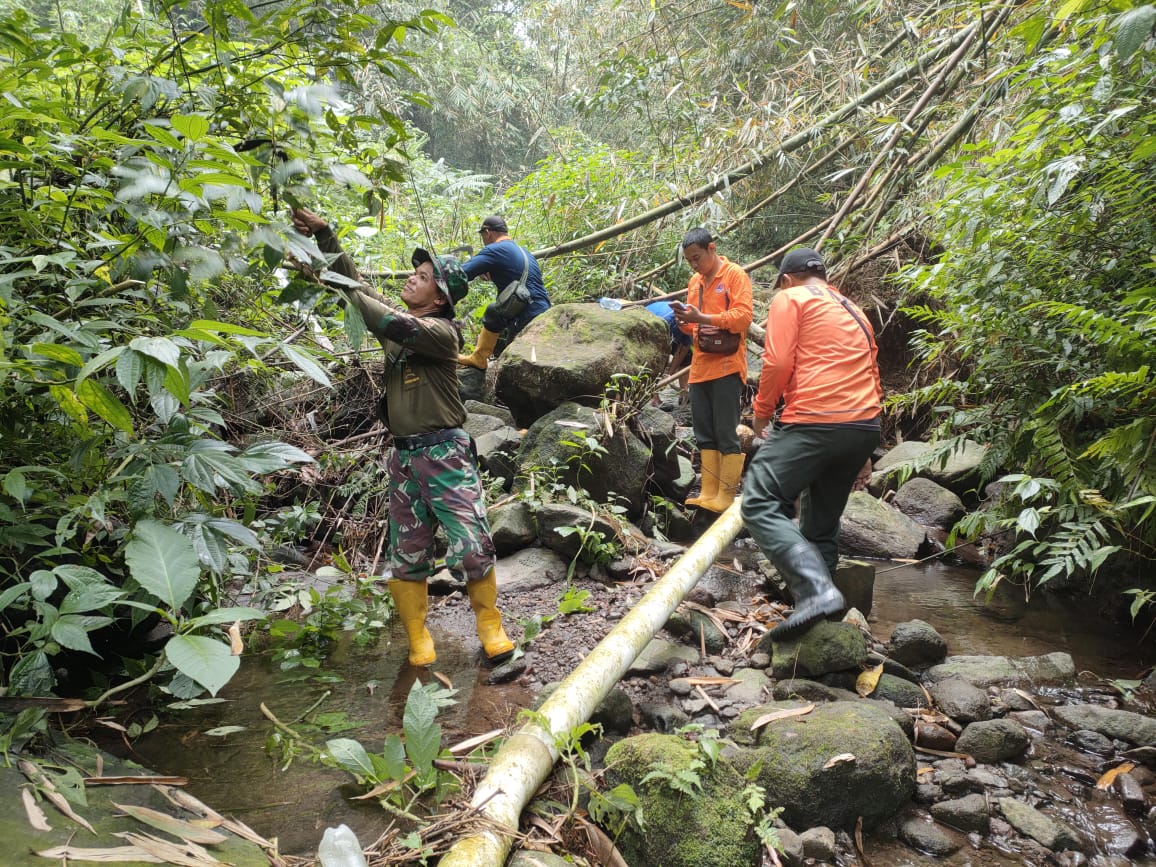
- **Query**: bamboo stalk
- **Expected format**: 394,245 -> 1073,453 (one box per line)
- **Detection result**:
438,504 -> 747,867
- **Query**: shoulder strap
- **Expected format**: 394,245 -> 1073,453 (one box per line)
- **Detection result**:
824,287 -> 874,349
519,246 -> 529,283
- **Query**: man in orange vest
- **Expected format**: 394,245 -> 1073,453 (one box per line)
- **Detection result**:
742,247 -> 883,639
672,228 -> 753,513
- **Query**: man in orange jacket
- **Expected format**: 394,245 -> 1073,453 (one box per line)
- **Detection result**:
672,228 -> 753,512
742,247 -> 882,639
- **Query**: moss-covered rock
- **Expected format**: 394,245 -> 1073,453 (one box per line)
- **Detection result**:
728,700 -> 914,830
515,402 -> 653,518
767,620 -> 868,677
495,303 -> 669,427
604,733 -> 761,867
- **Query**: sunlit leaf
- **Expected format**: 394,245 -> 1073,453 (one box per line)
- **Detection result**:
125,520 -> 201,609
165,635 -> 240,696
855,664 -> 884,697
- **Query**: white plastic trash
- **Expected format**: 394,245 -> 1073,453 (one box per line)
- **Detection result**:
598,297 -> 622,310
317,824 -> 368,867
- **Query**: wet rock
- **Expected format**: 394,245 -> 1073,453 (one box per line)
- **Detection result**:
665,610 -> 727,654
627,639 -> 698,675
591,687 -> 634,735
832,561 -> 874,616
998,797 -> 1083,851
892,477 -> 966,528
767,621 -> 868,678
999,687 -> 1038,711
1056,852 -> 1087,867
1112,772 -> 1147,816
1107,824 -> 1148,859
839,492 -> 928,560
930,793 -> 990,834
928,676 -> 992,723
488,500 -> 537,554
870,673 -> 929,708
465,399 -> 516,427
899,815 -> 962,855
887,619 -> 948,668
486,656 -> 528,684
956,719 -> 1030,763
915,781 -> 943,803
1069,729 -> 1116,756
777,827 -> 805,867
723,667 -> 771,707
800,826 -> 836,862
639,701 -> 689,733
668,678 -> 694,697
967,767 -> 1008,790
914,722 -> 958,752
866,652 -> 922,684
925,652 -> 1075,689
496,547 -> 569,592
938,768 -> 980,795
729,700 -> 915,829
1008,710 -> 1052,734
1052,704 -> 1156,747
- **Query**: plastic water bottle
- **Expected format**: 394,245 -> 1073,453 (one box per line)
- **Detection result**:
598,296 -> 623,310
317,824 -> 367,867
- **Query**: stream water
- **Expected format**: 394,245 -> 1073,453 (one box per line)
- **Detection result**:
125,560 -> 1152,859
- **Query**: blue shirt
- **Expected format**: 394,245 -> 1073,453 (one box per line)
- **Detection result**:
646,301 -> 693,347
462,239 -> 549,312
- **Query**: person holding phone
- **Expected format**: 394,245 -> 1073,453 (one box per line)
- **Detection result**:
672,228 -> 753,513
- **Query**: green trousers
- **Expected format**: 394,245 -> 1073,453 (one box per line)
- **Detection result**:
740,423 -> 879,572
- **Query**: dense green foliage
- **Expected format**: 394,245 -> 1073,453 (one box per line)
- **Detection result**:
898,4 -> 1156,600
0,0 -> 451,700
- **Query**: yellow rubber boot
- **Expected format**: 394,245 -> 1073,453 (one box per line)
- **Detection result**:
685,449 -> 720,508
457,327 -> 501,370
466,568 -> 515,662
701,452 -> 745,513
389,580 -> 436,666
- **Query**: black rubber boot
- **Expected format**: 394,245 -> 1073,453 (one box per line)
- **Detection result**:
770,541 -> 845,641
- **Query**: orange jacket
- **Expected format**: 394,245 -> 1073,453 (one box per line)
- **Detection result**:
678,257 -> 753,384
753,282 -> 882,424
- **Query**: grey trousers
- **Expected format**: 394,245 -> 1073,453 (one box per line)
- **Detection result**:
741,423 -> 879,572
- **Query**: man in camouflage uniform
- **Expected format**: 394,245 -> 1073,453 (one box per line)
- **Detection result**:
290,207 -> 515,666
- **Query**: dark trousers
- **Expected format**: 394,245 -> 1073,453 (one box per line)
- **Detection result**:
741,423 -> 879,571
689,373 -> 743,454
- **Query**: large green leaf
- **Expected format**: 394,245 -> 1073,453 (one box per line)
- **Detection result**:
1115,6 -> 1156,61
237,441 -> 315,473
129,336 -> 181,368
280,343 -> 331,387
403,681 -> 441,779
76,379 -> 133,433
165,635 -> 240,697
326,738 -> 376,780
125,520 -> 201,609
51,615 -> 100,656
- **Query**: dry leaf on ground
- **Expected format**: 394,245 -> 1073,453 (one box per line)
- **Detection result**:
750,703 -> 816,731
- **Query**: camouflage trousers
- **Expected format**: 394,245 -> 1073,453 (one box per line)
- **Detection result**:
386,433 -> 496,584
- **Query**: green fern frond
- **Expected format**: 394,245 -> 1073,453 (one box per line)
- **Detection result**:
1028,422 -> 1081,487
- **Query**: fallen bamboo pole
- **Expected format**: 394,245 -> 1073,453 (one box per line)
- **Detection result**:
439,502 -> 747,867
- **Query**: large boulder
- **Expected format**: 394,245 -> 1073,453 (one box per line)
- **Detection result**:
766,621 -> 869,678
515,402 -> 652,518
892,477 -> 966,529
1051,704 -> 1156,747
839,492 -> 928,560
729,700 -> 915,829
872,439 -> 987,499
494,303 -> 669,427
925,653 -> 1075,689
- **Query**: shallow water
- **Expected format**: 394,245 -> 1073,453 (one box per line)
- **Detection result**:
127,558 -> 1151,857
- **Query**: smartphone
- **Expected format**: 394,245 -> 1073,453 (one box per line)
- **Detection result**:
670,300 -> 686,311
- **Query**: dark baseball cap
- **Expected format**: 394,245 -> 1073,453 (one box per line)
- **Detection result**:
775,247 -> 826,286
478,215 -> 508,234
412,248 -> 468,313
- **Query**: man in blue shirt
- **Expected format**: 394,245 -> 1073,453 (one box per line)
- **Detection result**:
645,300 -> 693,396
457,215 -> 550,369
